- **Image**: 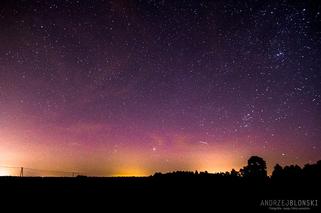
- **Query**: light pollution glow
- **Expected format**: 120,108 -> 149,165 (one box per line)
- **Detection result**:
0,114 -> 316,176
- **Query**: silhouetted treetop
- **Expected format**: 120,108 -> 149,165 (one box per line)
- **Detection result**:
271,164 -> 283,180
240,156 -> 267,180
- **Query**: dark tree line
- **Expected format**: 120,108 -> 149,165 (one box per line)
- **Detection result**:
153,156 -> 321,181
272,160 -> 321,181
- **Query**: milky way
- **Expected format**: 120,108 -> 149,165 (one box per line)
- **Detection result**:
0,0 -> 321,176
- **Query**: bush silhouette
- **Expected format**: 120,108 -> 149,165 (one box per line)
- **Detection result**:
230,169 -> 240,177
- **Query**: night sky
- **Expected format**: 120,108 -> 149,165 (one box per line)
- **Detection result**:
1,0 -> 321,176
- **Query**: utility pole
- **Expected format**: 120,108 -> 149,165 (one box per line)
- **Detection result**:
20,167 -> 23,177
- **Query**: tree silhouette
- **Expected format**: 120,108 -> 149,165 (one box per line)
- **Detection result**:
271,164 -> 283,180
240,156 -> 267,179
303,160 -> 321,180
283,165 -> 302,179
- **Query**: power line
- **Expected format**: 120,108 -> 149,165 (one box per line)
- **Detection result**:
0,165 -> 83,177
23,167 -> 78,174
0,165 -> 21,169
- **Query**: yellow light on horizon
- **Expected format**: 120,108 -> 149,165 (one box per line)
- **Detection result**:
111,168 -> 149,177
0,168 -> 11,176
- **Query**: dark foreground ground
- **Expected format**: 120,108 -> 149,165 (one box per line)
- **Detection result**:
0,175 -> 320,212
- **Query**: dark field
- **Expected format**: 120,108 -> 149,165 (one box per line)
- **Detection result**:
1,174 -> 320,212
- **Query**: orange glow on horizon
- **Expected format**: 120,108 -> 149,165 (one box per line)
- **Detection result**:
0,124 -> 316,177
0,168 -> 11,176
111,170 -> 149,177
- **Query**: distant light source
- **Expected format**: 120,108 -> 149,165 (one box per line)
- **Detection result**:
0,168 -> 10,176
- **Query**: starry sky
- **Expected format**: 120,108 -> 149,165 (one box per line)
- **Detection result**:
0,0 -> 321,176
